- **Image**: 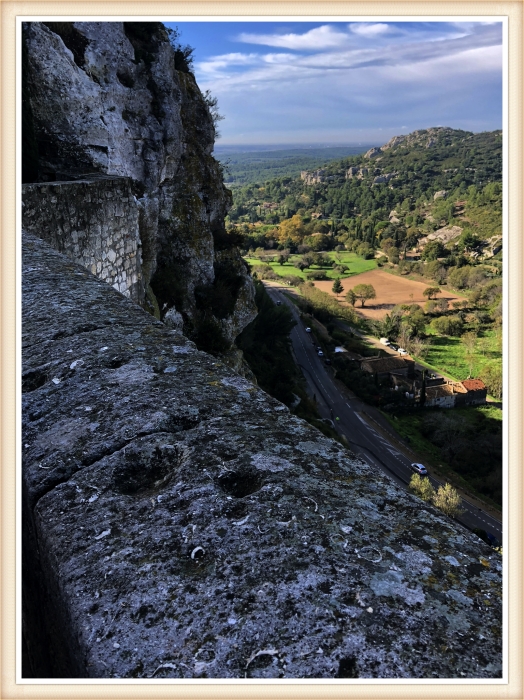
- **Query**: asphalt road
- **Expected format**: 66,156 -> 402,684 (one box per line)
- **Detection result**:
265,284 -> 503,543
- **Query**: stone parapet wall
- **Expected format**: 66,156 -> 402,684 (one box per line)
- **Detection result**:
22,177 -> 143,302
22,232 -> 502,679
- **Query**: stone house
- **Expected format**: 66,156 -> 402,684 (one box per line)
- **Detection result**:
424,383 -> 459,408
360,356 -> 415,381
456,379 -> 488,406
424,378 -> 487,408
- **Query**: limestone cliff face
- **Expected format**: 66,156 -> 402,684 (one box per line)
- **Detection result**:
23,21 -> 256,347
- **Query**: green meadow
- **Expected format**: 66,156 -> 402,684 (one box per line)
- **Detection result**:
245,252 -> 377,282
421,328 -> 501,383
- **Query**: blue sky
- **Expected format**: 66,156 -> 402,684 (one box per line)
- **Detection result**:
164,20 -> 503,147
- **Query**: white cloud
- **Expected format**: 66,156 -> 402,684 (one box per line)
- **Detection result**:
197,52 -> 260,72
192,21 -> 502,144
349,23 -> 392,36
236,25 -> 350,50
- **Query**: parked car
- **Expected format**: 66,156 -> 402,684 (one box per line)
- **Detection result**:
379,338 -> 391,346
410,463 -> 428,476
317,350 -> 324,357
305,327 -> 312,333
398,348 -> 408,356
324,358 -> 332,365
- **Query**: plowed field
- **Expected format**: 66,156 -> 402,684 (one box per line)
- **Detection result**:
313,269 -> 467,320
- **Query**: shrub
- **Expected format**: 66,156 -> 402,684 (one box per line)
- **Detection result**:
432,483 -> 464,518
282,275 -> 304,287
304,270 -> 329,281
431,315 -> 464,336
190,314 -> 230,355
480,363 -> 502,399
409,474 -> 435,502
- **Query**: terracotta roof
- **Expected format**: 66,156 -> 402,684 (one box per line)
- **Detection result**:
426,385 -> 454,398
461,379 -> 487,392
361,357 -> 412,373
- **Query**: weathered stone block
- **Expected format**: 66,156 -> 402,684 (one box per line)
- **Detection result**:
22,233 -> 502,680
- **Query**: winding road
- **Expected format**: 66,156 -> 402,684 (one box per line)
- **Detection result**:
265,283 -> 503,542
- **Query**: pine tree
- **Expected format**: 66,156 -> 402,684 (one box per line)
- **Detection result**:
332,279 -> 344,297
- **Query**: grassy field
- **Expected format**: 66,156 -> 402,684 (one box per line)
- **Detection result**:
245,253 -> 377,281
385,405 -> 502,510
422,328 -> 501,382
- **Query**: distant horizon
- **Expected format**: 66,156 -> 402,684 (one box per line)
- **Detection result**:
213,142 -> 378,152
212,125 -> 501,152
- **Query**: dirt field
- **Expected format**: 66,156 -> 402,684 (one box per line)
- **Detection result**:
313,269 -> 467,320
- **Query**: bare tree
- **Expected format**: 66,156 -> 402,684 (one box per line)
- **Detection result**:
461,331 -> 478,378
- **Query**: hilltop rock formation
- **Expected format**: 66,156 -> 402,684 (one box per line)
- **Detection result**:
22,232 -> 502,679
22,21 -> 256,350
365,128 -> 474,161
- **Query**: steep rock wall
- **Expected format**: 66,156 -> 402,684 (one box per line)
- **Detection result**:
23,21 -> 256,345
22,232 -> 502,679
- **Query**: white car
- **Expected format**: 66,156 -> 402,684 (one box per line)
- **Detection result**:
317,350 -> 324,357
379,338 -> 391,346
398,348 -> 408,356
305,327 -> 312,333
410,463 -> 428,476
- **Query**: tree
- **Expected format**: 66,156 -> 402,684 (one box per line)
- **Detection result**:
431,315 -> 464,337
409,474 -> 435,502
480,363 -> 502,399
404,306 -> 426,336
436,298 -> 449,314
432,483 -> 464,518
458,231 -> 479,253
345,289 -> 357,306
424,300 -> 438,315
461,331 -> 478,377
352,283 -> 377,307
426,260 -> 447,284
277,214 -> 304,245
332,279 -> 344,297
423,286 -> 441,300
419,370 -> 427,407
410,338 -> 428,361
421,240 -> 446,261
375,309 -> 402,339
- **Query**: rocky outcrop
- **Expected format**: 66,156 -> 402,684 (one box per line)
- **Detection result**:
418,225 -> 463,247
364,147 -> 382,159
373,173 -> 396,185
22,232 -> 502,679
379,127 -> 469,154
300,169 -> 331,185
22,21 -> 256,346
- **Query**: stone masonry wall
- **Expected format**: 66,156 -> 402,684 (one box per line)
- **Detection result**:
22,231 -> 502,679
22,177 -> 143,303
